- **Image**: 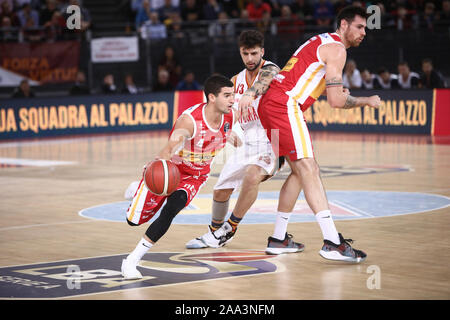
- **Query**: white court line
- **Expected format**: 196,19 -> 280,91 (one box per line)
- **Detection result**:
0,220 -> 96,231
0,157 -> 76,167
332,200 -> 374,217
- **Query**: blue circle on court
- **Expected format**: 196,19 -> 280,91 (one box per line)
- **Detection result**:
79,191 -> 450,224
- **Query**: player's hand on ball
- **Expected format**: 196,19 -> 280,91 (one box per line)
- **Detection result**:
368,95 -> 381,108
343,88 -> 350,95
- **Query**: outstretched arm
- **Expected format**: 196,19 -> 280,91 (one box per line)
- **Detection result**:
238,64 -> 280,118
321,43 -> 381,109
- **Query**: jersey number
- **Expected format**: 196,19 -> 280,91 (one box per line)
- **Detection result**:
235,84 -> 244,94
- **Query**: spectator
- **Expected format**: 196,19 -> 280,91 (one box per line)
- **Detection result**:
397,61 -> 420,89
267,0 -> 281,18
40,0 -> 58,26
419,58 -> 446,89
277,5 -> 304,34
0,0 -> 13,13
180,0 -> 202,21
442,0 -> 450,18
175,70 -> 201,91
15,0 -> 40,10
343,59 -> 362,89
333,0 -> 351,16
208,11 -> 235,38
131,0 -> 144,13
168,13 -> 185,38
236,9 -> 255,30
313,0 -> 334,26
203,0 -> 222,20
418,1 -> 438,30
12,79 -> 35,98
101,74 -> 118,94
246,0 -> 272,20
256,9 -> 272,34
290,0 -> 313,22
438,0 -> 450,26
44,11 -> 66,41
17,3 -> 39,27
374,67 -> 399,89
158,45 -> 182,87
157,0 -> 179,23
140,11 -> 167,39
0,1 -> 20,26
22,15 -> 44,41
70,70 -> 90,95
361,68 -> 376,90
153,68 -> 173,91
135,0 -> 153,30
374,1 -> 395,28
122,74 -> 139,94
0,16 -> 15,41
221,0 -> 239,19
393,5 -> 416,30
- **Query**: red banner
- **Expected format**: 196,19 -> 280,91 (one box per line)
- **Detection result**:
0,41 -> 80,84
432,89 -> 450,136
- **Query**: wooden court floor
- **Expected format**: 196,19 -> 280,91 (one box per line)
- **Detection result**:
0,131 -> 449,300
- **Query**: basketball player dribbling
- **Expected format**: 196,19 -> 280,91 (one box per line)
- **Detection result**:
121,75 -> 239,279
241,6 -> 382,263
185,30 -> 304,255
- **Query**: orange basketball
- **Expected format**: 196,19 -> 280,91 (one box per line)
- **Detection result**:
144,160 -> 181,196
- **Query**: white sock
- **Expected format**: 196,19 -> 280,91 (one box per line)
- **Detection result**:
127,238 -> 153,265
315,210 -> 340,244
272,211 -> 292,240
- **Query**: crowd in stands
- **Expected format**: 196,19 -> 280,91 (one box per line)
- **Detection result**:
130,0 -> 450,39
343,58 -> 447,90
0,0 -> 91,42
1,0 -> 450,42
3,0 -> 449,97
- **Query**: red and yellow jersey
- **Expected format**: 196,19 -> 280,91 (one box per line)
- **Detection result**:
232,59 -> 278,144
171,103 -> 235,176
269,32 -> 344,111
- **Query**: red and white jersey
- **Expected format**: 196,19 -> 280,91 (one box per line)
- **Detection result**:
171,103 -> 235,176
270,32 -> 345,111
233,59 -> 278,144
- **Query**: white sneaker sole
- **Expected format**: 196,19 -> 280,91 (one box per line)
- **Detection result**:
121,260 -> 143,279
186,238 -> 209,249
319,250 -> 365,263
265,247 -> 304,255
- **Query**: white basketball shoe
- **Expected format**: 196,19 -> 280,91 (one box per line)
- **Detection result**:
121,258 -> 143,279
186,222 -> 235,249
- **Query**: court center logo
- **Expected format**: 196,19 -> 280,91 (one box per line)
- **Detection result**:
0,251 -> 280,299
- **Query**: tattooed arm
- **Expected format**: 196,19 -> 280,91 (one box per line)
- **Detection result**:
238,64 -> 280,118
320,43 -> 381,109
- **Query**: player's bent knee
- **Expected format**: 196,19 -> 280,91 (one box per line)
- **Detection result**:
213,188 -> 233,202
165,190 -> 188,214
297,158 -> 320,176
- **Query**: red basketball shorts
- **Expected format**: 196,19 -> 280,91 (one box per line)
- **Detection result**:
258,91 -> 314,161
126,169 -> 207,225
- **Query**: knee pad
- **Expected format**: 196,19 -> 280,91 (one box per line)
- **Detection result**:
144,190 -> 188,242
164,190 -> 188,214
